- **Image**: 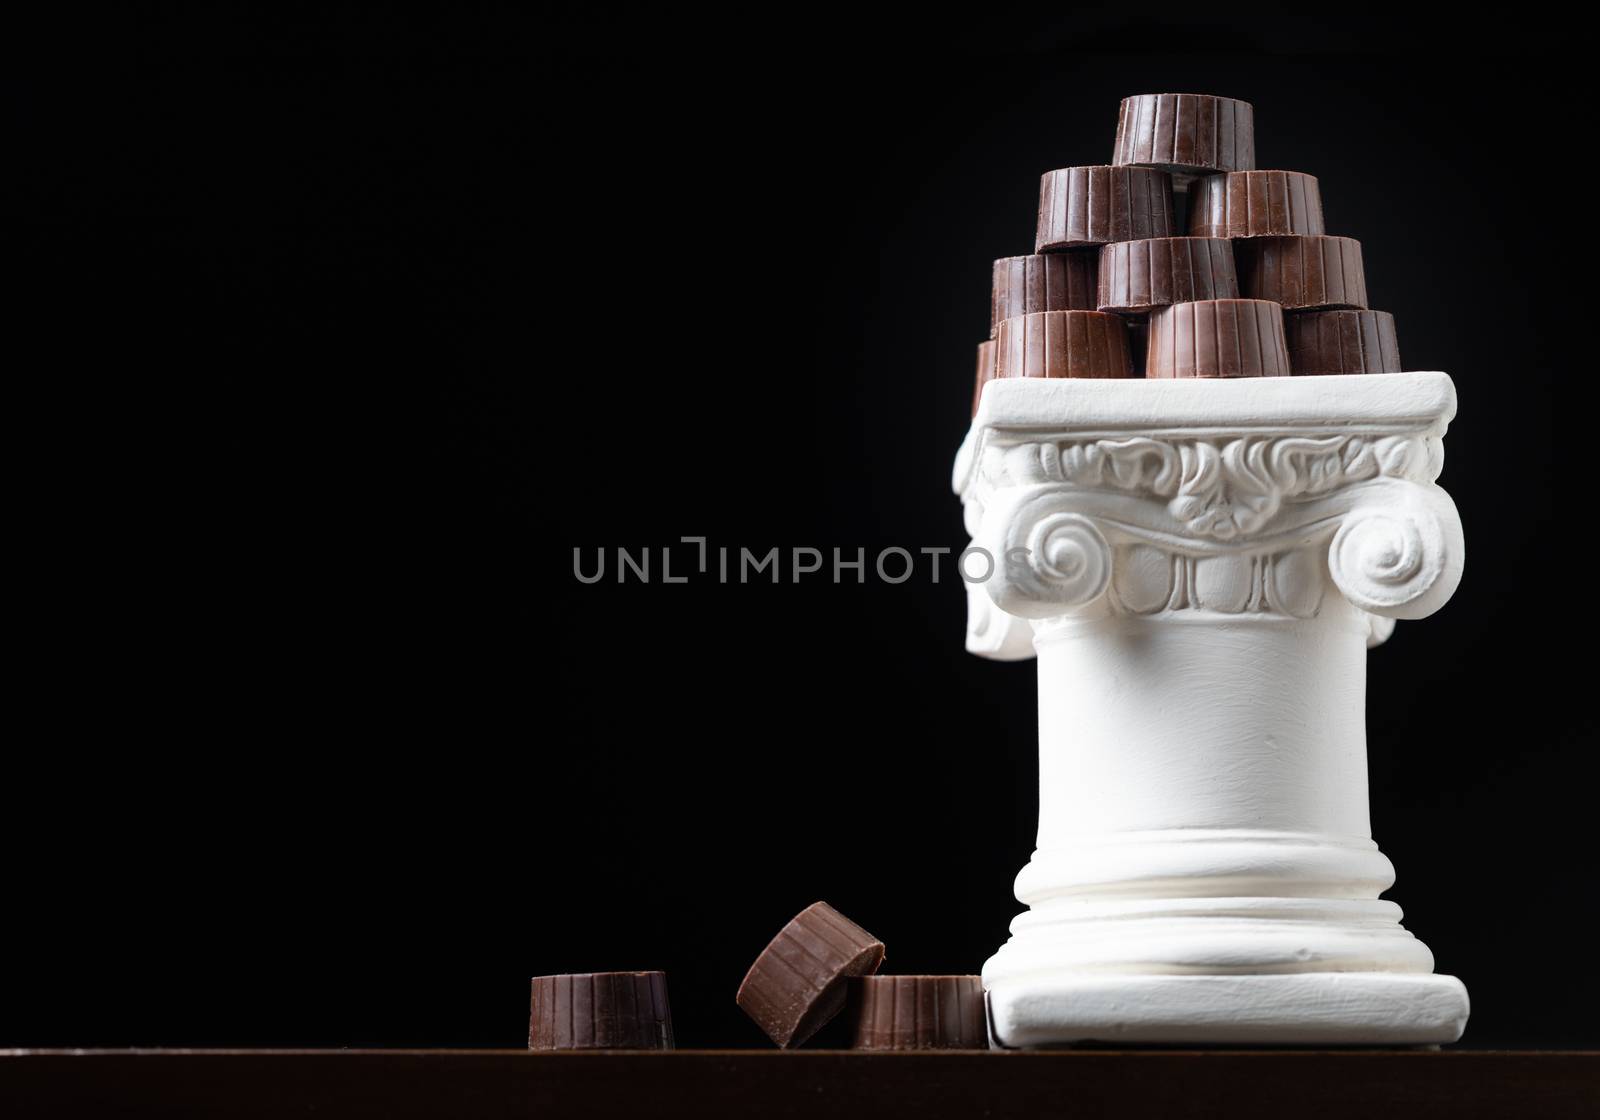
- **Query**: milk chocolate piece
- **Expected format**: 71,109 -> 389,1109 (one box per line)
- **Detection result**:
1188,171 -> 1324,239
1147,299 -> 1291,378
1098,237 -> 1237,313
991,252 -> 1097,337
1113,93 -> 1255,178
1238,235 -> 1367,310
529,972 -> 674,1050
972,339 -> 997,417
736,902 -> 885,1048
1036,166 -> 1174,251
848,976 -> 989,1050
996,310 -> 1133,380
1285,309 -> 1402,375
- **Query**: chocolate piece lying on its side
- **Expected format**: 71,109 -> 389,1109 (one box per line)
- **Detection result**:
972,339 -> 997,417
1098,236 -> 1237,314
1113,93 -> 1255,179
1147,299 -> 1291,379
848,975 -> 989,1050
996,310 -> 1134,380
1238,235 -> 1367,310
1188,171 -> 1324,238
1285,309 -> 1402,375
1036,166 -> 1174,251
529,972 -> 674,1050
991,252 -> 1097,338
736,902 -> 886,1048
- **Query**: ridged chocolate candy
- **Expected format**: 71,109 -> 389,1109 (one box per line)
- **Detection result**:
1098,237 -> 1237,314
1036,166 -> 1174,251
1239,235 -> 1367,310
991,252 -> 1097,338
971,339 -> 997,417
1286,310 -> 1401,375
1147,299 -> 1291,379
529,972 -> 674,1050
736,902 -> 885,1048
1188,171 -> 1324,239
848,976 -> 989,1050
1113,93 -> 1255,177
996,310 -> 1133,380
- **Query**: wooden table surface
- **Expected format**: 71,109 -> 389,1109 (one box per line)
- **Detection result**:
2,1049 -> 1596,1118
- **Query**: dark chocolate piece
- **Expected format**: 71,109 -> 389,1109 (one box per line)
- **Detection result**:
1035,166 -> 1174,251
991,253 -> 1097,338
529,972 -> 674,1050
1113,93 -> 1255,178
996,310 -> 1133,380
848,976 -> 989,1050
736,902 -> 885,1048
1285,309 -> 1402,375
1147,299 -> 1291,378
1238,235 -> 1367,310
1098,237 -> 1237,314
972,339 -> 997,417
1188,171 -> 1324,239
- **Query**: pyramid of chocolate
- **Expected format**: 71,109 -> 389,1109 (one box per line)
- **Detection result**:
736,901 -> 886,1048
991,253 -> 1097,337
847,975 -> 989,1050
1188,170 -> 1324,239
1146,299 -> 1291,379
964,91 -> 1414,403
529,972 -> 674,1050
1286,309 -> 1402,375
995,310 -> 1134,380
1098,237 -> 1238,314
1238,235 -> 1367,311
1113,93 -> 1255,182
1035,166 -> 1174,250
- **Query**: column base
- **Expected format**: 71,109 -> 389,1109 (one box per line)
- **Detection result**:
985,972 -> 1469,1048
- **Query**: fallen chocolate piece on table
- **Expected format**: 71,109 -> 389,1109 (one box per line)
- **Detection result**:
1238,235 -> 1367,310
1285,309 -> 1402,375
848,975 -> 989,1050
737,902 -> 885,1048
1035,166 -> 1174,251
972,339 -> 997,417
1146,298 -> 1291,379
529,972 -> 674,1050
996,310 -> 1134,380
1098,236 -> 1237,314
1188,170 -> 1324,239
1113,93 -> 1255,180
991,252 -> 1097,338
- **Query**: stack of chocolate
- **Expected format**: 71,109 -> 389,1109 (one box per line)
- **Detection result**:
972,92 -> 1404,414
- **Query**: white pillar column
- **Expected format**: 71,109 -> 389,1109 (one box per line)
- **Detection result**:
956,372 -> 1468,1046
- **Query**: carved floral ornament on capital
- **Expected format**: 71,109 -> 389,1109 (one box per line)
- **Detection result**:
970,430 -> 1463,630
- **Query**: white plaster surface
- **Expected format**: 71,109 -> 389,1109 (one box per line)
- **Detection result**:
955,373 -> 1468,1046
987,973 -> 1470,1046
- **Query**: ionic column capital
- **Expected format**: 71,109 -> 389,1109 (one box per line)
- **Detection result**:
956,373 -> 1464,636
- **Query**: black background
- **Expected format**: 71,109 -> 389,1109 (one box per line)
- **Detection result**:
8,13 -> 1597,1050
